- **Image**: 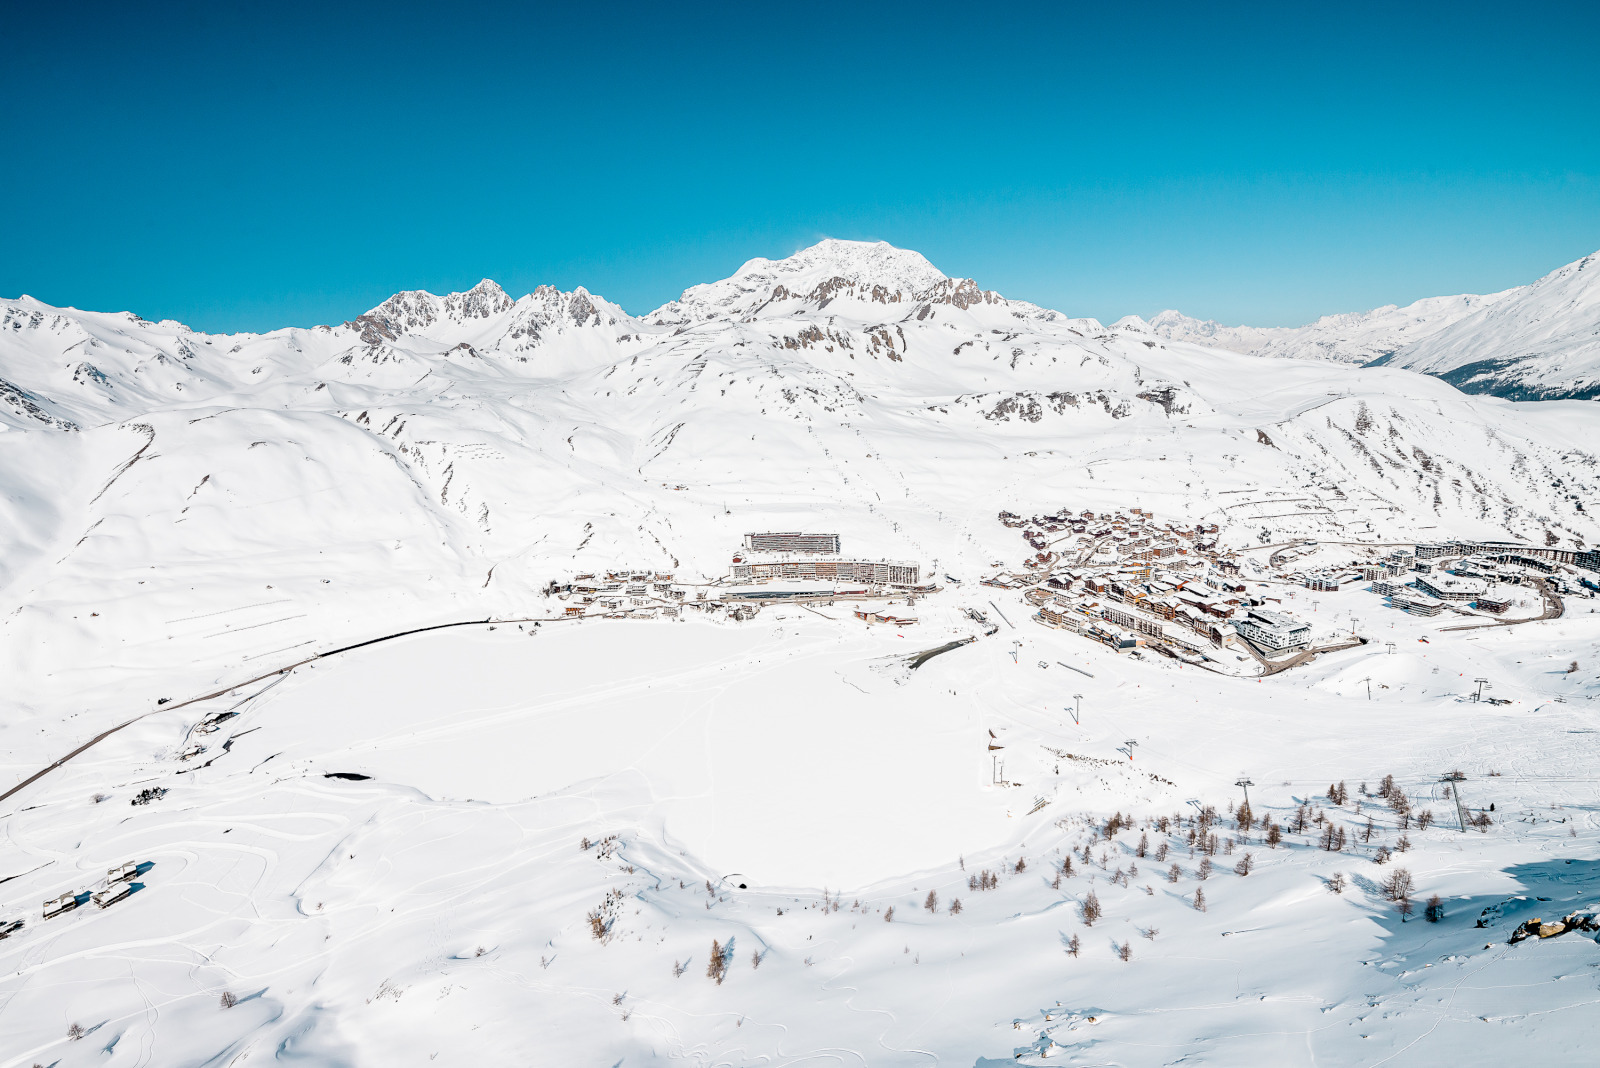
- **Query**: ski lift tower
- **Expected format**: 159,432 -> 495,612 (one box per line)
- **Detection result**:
1234,777 -> 1254,809
1441,770 -> 1469,831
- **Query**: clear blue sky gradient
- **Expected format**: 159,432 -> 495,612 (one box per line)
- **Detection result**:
4,0 -> 1598,332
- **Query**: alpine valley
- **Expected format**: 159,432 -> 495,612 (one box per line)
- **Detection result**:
3,240 -> 1599,1066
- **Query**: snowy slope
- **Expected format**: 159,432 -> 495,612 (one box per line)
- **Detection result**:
1117,248 -> 1600,400
1117,289 -> 1515,365
4,240 -> 1600,1064
3,587 -> 1599,1066
1370,251 -> 1600,400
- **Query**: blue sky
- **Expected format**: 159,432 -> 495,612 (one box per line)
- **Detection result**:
4,0 -> 1597,332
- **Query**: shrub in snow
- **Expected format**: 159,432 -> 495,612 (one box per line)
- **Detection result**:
706,939 -> 729,985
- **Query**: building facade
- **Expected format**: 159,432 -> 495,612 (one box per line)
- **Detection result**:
1234,607 -> 1311,651
742,532 -> 841,554
1415,574 -> 1488,601
730,558 -> 920,586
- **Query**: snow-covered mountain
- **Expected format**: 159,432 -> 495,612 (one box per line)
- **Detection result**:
1117,248 -> 1600,400
3,240 -> 1595,692
1369,251 -> 1600,399
5,240 -> 1600,1065
1116,290 -> 1516,365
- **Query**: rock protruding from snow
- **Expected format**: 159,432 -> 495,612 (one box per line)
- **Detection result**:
340,279 -> 636,368
351,279 -> 515,342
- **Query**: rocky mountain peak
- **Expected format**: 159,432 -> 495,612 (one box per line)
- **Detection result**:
348,279 -> 514,343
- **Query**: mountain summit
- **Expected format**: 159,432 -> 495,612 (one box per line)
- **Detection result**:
649,239 -> 962,324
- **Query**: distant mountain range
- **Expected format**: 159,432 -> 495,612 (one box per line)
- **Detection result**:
1115,248 -> 1600,400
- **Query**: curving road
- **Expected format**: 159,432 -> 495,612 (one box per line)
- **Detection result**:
0,615 -> 571,808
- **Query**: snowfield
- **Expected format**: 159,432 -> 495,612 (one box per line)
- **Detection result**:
2,239 -> 1600,1065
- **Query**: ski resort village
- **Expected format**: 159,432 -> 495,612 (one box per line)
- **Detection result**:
552,511 -> 1593,686
3,240 -> 1600,1065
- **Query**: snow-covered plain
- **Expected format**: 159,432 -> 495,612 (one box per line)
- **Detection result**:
3,240 -> 1600,1064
